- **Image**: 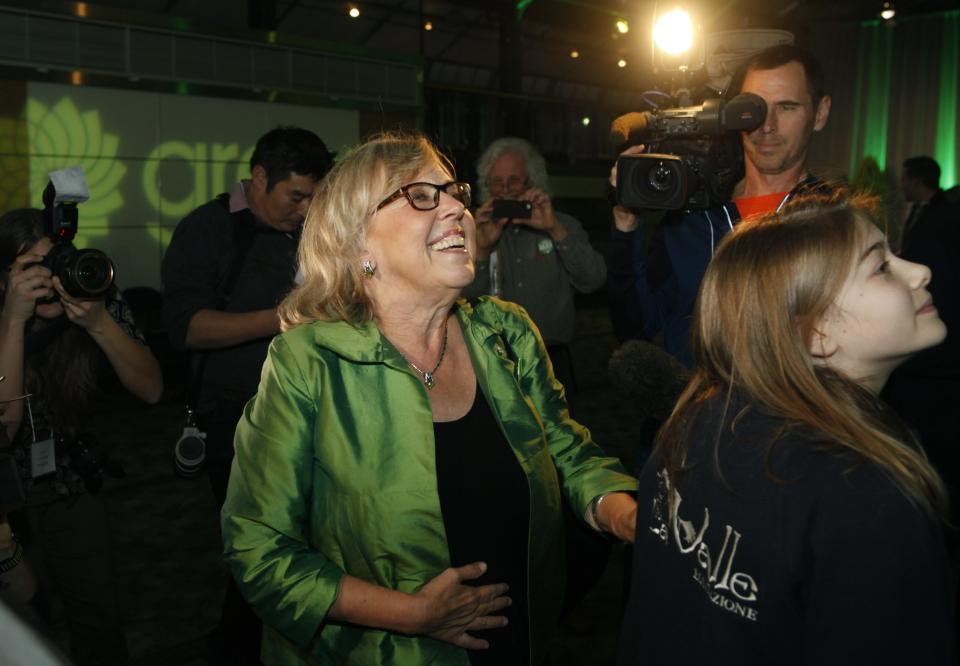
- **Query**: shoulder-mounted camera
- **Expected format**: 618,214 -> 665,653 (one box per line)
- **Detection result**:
611,93 -> 767,210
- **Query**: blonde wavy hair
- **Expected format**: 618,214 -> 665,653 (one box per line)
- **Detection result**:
659,192 -> 947,520
279,132 -> 454,328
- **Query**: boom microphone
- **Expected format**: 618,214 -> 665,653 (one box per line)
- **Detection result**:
609,112 -> 651,149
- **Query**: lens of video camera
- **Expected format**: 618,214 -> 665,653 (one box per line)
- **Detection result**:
60,249 -> 115,299
647,164 -> 676,193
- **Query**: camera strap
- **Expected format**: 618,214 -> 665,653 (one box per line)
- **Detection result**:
214,193 -> 257,309
187,195 -> 256,413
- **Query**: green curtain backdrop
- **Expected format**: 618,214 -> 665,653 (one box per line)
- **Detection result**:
808,10 -> 960,190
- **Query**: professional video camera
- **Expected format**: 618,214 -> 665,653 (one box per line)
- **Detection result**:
611,93 -> 767,210
40,167 -> 114,299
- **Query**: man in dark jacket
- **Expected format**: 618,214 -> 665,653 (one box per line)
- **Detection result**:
161,125 -> 333,666
162,126 -> 333,503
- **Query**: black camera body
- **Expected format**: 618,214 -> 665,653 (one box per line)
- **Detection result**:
614,93 -> 767,210
41,180 -> 115,299
39,245 -> 115,300
491,199 -> 533,220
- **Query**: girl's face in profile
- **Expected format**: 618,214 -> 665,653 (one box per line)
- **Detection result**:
816,218 -> 946,392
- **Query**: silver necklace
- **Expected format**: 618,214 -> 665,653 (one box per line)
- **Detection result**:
401,318 -> 449,390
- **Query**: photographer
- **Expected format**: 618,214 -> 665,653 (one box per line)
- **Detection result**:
610,44 -> 832,365
0,208 -> 162,665
463,137 -> 606,393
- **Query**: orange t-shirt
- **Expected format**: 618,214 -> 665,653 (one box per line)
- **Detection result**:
733,191 -> 789,221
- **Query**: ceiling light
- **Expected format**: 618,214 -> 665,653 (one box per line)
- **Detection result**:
654,9 -> 694,56
570,50 -> 580,59
616,19 -> 629,34
880,1 -> 895,19
618,59 -> 627,68
581,116 -> 591,126
348,5 -> 360,18
424,20 -> 433,30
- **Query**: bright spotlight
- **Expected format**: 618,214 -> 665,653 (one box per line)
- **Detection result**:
654,9 -> 694,56
880,1 -> 895,19
616,19 -> 629,34
582,116 -> 591,126
570,49 -> 580,59
348,6 -> 360,18
618,59 -> 627,68
424,20 -> 433,30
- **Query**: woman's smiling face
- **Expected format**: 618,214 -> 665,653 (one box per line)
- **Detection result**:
363,163 -> 477,302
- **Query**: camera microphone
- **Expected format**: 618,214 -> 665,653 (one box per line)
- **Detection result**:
610,112 -> 652,149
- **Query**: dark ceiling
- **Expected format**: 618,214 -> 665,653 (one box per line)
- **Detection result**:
12,0 -> 957,98
107,1 -> 957,88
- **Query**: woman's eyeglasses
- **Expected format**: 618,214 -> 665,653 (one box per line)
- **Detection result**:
376,181 -> 472,212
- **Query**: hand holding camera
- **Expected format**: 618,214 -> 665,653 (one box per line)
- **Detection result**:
518,188 -> 565,241
52,276 -> 109,332
488,187 -> 560,235
610,145 -> 646,233
2,251 -> 54,324
473,199 -> 508,261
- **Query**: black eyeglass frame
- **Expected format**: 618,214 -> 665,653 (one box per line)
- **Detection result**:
375,181 -> 472,212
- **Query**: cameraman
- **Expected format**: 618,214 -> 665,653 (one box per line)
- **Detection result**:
463,137 -> 606,393
0,208 -> 163,665
610,45 -> 832,365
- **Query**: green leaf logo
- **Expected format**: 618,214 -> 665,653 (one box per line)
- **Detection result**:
27,97 -> 125,226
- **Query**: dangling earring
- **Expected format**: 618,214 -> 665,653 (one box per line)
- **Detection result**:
361,259 -> 375,278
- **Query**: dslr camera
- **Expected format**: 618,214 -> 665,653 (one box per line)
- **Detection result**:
40,168 -> 114,299
612,93 -> 766,210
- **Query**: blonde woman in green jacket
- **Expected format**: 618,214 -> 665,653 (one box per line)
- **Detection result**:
221,132 -> 639,666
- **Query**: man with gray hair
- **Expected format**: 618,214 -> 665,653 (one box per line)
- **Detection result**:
464,137 -> 606,389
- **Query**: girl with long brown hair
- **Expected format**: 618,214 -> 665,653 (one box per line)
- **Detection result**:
618,193 -> 953,665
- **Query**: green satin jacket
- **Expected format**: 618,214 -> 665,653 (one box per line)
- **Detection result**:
222,297 -> 637,665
